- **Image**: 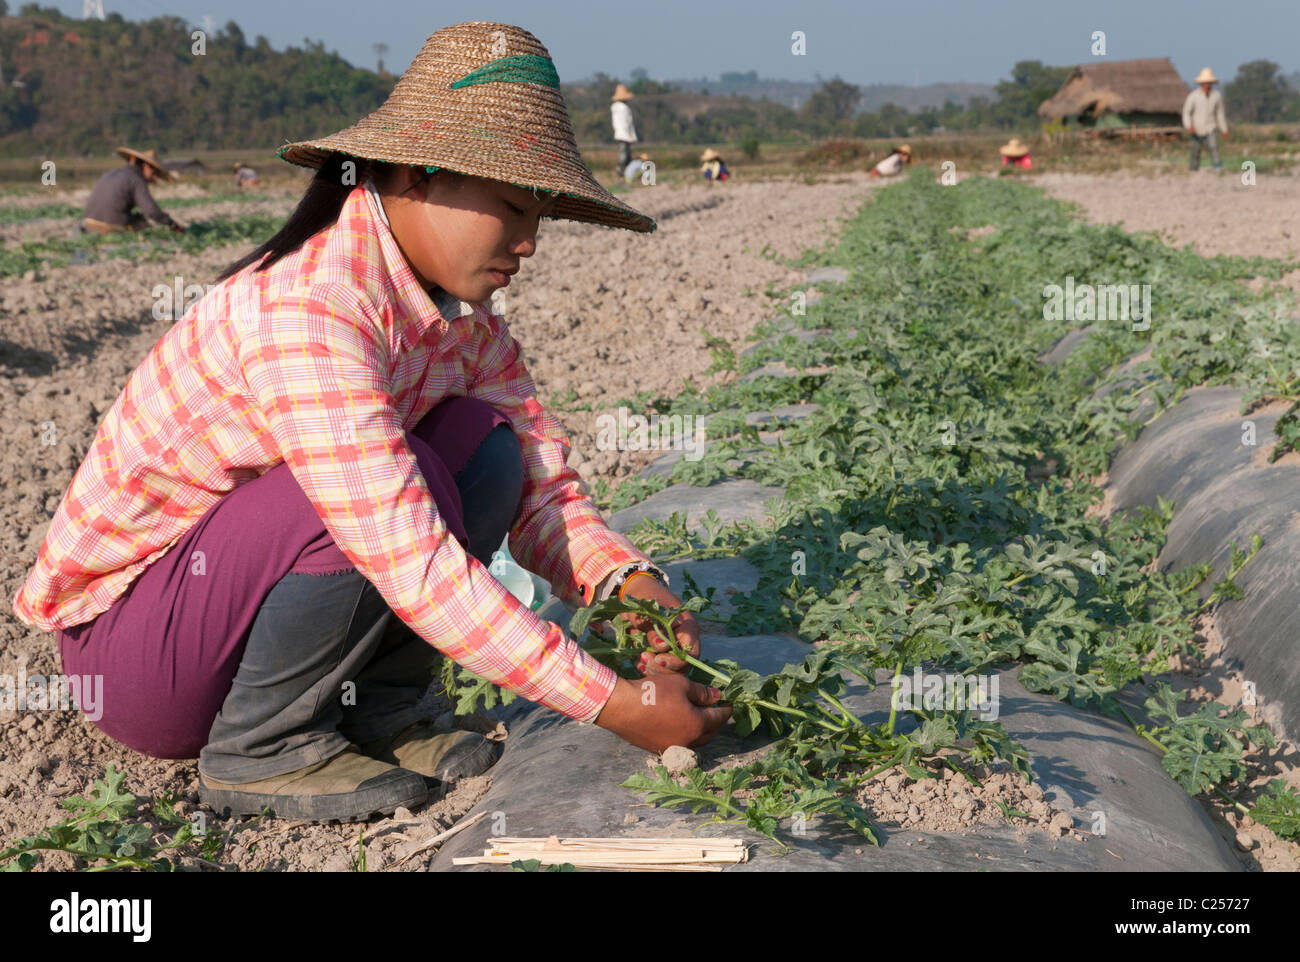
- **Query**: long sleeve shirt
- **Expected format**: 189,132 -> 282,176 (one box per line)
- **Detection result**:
14,182 -> 651,721
1182,88 -> 1227,136
611,101 -> 638,143
83,165 -> 179,229
874,153 -> 904,176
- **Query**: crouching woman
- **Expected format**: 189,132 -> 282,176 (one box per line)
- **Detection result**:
12,22 -> 729,823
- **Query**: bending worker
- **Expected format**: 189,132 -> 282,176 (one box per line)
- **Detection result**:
869,144 -> 912,178
82,146 -> 185,235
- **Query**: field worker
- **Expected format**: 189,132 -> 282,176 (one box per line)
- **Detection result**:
1183,67 -> 1229,173
13,21 -> 730,825
610,82 -> 638,176
81,146 -> 185,235
233,161 -> 261,188
623,152 -> 651,182
868,143 -> 912,178
999,138 -> 1032,169
699,148 -> 729,182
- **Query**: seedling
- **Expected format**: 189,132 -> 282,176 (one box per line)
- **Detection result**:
570,593 -> 1030,843
0,765 -> 223,871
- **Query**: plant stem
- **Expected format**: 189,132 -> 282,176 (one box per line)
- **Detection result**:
1212,784 -> 1251,816
886,661 -> 903,737
859,748 -> 908,782
675,650 -> 732,686
751,699 -> 845,734
815,687 -> 863,728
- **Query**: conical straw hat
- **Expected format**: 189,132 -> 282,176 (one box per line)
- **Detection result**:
611,83 -> 635,101
1194,67 -> 1218,84
699,148 -> 720,161
999,137 -> 1030,156
115,146 -> 178,180
278,22 -> 655,233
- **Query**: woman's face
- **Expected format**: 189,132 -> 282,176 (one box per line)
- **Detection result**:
381,167 -> 559,304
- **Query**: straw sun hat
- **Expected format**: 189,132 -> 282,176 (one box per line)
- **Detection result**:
115,146 -> 178,180
999,137 -> 1030,157
278,22 -> 655,233
611,83 -> 635,101
699,148 -> 721,162
1194,67 -> 1218,84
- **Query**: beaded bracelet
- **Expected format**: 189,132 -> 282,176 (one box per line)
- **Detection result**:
608,561 -> 669,603
618,570 -> 664,602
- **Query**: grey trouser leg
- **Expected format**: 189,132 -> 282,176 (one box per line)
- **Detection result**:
1206,129 -> 1222,170
198,424 -> 524,783
618,141 -> 632,171
1189,134 -> 1203,170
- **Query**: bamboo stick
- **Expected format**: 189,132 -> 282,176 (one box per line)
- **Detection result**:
481,851 -> 737,863
453,856 -> 725,872
489,836 -> 745,846
453,834 -> 749,870
387,810 -> 488,868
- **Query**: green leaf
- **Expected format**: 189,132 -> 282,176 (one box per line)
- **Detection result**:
1249,781 -> 1300,840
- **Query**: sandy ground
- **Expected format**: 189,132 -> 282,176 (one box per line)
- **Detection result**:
1035,169 -> 1300,294
0,172 -> 880,871
2,167 -> 1297,871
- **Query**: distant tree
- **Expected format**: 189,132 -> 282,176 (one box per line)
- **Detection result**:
912,105 -> 941,133
802,76 -> 861,133
629,75 -> 674,96
224,20 -> 246,52
589,70 -> 616,102
990,60 -> 1071,128
1281,73 -> 1300,123
962,95 -> 991,129
0,2 -> 10,16
629,66 -> 648,81
1225,60 -> 1288,122
878,102 -> 908,136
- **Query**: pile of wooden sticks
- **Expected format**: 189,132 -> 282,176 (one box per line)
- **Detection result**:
453,835 -> 749,871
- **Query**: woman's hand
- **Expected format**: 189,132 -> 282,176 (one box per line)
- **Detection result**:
611,572 -> 701,676
595,674 -> 731,753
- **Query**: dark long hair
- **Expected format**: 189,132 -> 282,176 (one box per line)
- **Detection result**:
216,155 -> 406,282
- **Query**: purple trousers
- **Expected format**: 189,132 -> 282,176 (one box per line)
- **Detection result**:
57,396 -> 511,762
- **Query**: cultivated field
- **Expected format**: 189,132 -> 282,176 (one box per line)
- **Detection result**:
2,146 -> 1299,871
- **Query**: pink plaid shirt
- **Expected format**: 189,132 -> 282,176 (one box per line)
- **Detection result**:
13,184 -> 648,721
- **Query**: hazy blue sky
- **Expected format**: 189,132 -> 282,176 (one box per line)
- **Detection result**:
46,0 -> 1300,87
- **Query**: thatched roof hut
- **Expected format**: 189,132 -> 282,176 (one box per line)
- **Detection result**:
1038,58 -> 1188,127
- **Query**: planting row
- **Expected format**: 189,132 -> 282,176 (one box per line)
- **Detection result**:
438,173 -> 1299,870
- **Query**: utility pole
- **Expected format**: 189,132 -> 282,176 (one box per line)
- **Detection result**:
373,42 -> 389,76
83,0 -> 106,20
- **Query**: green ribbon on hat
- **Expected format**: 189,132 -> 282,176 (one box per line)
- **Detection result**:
451,54 -> 560,90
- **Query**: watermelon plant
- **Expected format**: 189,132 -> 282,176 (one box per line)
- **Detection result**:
573,593 -> 1028,843
1,212 -> 283,277
561,174 -> 1296,841
399,173 -> 1300,845
0,191 -> 273,226
0,765 -> 258,871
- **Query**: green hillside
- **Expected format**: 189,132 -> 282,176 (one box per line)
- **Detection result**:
0,4 -> 394,156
